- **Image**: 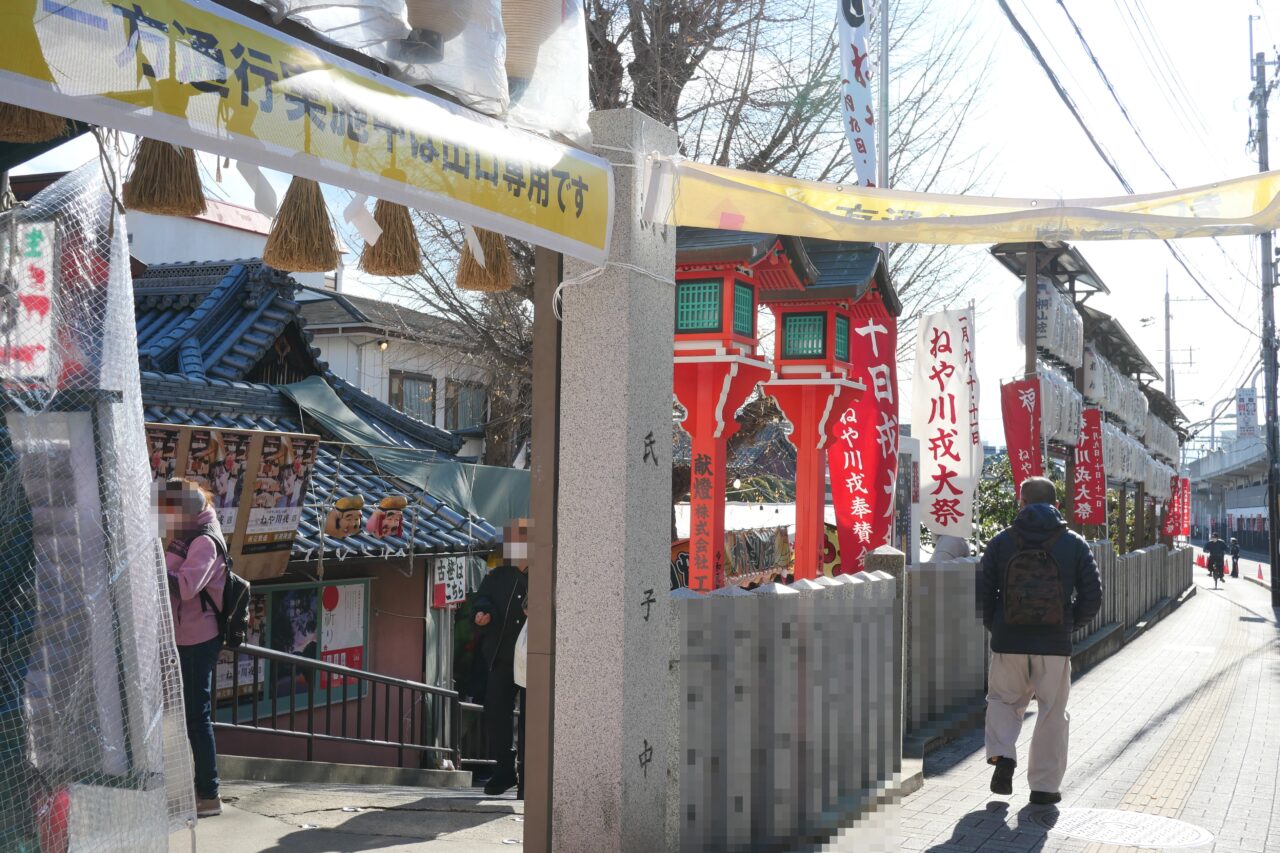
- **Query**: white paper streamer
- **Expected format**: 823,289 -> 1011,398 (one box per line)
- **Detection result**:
343,193 -> 383,246
462,224 -> 486,269
235,161 -> 279,218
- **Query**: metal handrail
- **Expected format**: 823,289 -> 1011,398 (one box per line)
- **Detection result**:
212,643 -> 470,770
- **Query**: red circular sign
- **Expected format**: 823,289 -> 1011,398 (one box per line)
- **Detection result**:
322,585 -> 340,611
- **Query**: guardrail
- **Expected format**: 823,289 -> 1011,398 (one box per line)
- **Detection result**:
212,643 -> 489,771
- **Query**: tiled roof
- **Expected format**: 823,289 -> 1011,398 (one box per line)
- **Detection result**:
143,373 -> 498,559
135,258 -> 461,455
298,289 -> 475,351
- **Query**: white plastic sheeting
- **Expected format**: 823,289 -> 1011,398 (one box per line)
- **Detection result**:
1083,346 -> 1148,436
0,164 -> 193,849
1017,278 -> 1084,368
506,0 -> 592,144
1038,365 -> 1083,446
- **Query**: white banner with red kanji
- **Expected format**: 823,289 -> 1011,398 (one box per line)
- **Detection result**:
837,0 -> 877,186
912,307 -> 981,538
828,305 -> 898,571
1074,408 -> 1106,524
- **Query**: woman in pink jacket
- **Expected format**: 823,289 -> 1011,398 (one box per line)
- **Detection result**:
159,478 -> 228,818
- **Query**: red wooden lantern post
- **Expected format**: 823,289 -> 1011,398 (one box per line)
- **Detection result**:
762,299 -> 865,580
673,265 -> 771,592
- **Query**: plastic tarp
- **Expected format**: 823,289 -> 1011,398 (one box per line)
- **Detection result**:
277,377 -> 528,527
647,157 -> 1280,243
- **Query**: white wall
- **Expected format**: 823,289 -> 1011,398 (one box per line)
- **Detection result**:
125,211 -> 326,288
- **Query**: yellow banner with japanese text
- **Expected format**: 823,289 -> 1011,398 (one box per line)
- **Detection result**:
649,157 -> 1280,244
0,0 -> 613,263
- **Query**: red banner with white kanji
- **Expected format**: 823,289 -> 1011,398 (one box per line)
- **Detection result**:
1180,477 -> 1190,536
1073,408 -> 1106,524
1000,377 -> 1043,499
912,308 -> 982,538
1161,473 -> 1180,538
828,307 -> 898,572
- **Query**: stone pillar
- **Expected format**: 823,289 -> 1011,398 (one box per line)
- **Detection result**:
552,108 -> 677,853
866,546 -> 905,784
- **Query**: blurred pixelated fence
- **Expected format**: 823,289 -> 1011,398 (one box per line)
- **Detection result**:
669,563 -> 904,852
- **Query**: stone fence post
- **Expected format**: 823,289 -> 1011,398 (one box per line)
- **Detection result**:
865,546 -> 905,783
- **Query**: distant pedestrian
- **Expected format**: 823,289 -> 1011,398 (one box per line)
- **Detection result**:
159,478 -> 228,819
472,519 -> 529,797
930,534 -> 972,562
982,477 -> 1102,806
1205,533 -> 1228,583
1230,538 -> 1240,578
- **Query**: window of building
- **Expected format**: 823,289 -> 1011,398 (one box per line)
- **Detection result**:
389,371 -> 436,424
675,279 -> 722,333
445,380 -> 487,431
782,313 -> 827,359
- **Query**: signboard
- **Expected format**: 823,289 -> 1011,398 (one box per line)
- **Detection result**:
671,526 -> 794,587
912,308 -> 982,538
1180,477 -> 1191,537
243,434 -> 320,570
1074,409 -> 1107,525
144,423 -> 320,579
0,0 -> 613,265
319,583 -> 365,688
1,221 -> 55,385
1236,388 -> 1258,439
432,555 -> 468,608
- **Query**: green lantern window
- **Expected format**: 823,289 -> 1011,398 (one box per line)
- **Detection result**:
782,313 -> 827,359
676,279 -> 722,333
732,282 -> 755,337
835,315 -> 850,362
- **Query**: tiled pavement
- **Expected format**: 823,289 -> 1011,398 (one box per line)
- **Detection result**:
828,572 -> 1280,852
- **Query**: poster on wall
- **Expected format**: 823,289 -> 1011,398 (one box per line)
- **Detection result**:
0,221 -> 56,386
215,593 -> 266,702
243,434 -> 320,571
270,588 -> 318,696
319,583 -> 365,688
146,425 -> 182,482
187,428 -> 252,532
432,556 -> 468,608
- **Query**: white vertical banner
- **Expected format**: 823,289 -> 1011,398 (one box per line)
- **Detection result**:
912,307 -> 983,538
1236,387 -> 1258,439
838,0 -> 878,186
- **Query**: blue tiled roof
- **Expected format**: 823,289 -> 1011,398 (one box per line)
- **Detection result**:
143,378 -> 498,560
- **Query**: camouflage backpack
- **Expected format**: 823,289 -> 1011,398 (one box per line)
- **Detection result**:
1002,530 -> 1066,627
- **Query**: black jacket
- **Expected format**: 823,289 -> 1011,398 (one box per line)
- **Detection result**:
981,504 -> 1103,657
471,564 -> 527,670
1230,543 -> 1240,559
1205,538 -> 1228,566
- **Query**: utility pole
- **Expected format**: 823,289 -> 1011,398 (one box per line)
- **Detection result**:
1165,272 -> 1174,403
1251,50 -> 1280,606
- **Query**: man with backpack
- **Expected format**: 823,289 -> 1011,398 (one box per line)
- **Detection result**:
982,477 -> 1102,805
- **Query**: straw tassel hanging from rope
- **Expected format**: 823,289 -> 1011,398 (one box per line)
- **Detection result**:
0,103 -> 66,144
359,200 -> 421,277
123,139 -> 207,216
263,177 -> 340,272
456,227 -> 515,292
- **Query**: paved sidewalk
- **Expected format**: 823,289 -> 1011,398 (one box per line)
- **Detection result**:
1190,541 -> 1273,588
829,572 -> 1280,853
169,782 -> 524,851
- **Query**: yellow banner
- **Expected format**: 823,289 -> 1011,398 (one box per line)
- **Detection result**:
650,158 -> 1280,243
0,0 -> 613,263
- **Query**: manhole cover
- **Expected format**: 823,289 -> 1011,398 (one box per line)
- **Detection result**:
1032,808 -> 1213,847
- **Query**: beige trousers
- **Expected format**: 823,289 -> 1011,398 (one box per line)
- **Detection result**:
985,653 -> 1072,793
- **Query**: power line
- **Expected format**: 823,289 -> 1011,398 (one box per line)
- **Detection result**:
996,0 -> 1260,339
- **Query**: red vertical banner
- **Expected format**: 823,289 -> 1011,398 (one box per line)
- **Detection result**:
1161,474 -> 1180,538
1180,477 -> 1191,536
828,309 -> 898,572
1001,377 -> 1043,497
1073,408 -> 1106,524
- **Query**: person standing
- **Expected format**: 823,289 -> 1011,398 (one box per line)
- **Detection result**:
472,519 -> 529,796
159,478 -> 228,818
982,477 -> 1102,806
1230,537 -> 1241,578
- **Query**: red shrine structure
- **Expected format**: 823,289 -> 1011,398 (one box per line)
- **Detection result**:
675,229 -> 898,589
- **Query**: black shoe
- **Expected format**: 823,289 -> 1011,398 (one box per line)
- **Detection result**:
989,757 -> 1016,795
484,773 -> 517,796
1029,790 -> 1061,805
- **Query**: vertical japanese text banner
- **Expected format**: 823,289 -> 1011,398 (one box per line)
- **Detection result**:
1180,477 -> 1191,537
1074,408 -> 1106,525
837,0 -> 877,186
912,308 -> 982,538
828,309 -> 898,571
1000,377 -> 1043,499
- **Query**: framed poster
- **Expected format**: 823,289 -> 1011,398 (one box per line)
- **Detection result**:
320,583 -> 366,687
186,428 -> 252,533
145,425 -> 183,483
214,593 -> 266,703
269,587 -> 319,698
240,432 -> 320,578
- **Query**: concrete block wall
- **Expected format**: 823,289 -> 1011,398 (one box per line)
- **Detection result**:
903,558 -> 986,734
670,572 -> 900,853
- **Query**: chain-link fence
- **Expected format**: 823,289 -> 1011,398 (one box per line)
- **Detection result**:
1,161 -> 193,850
